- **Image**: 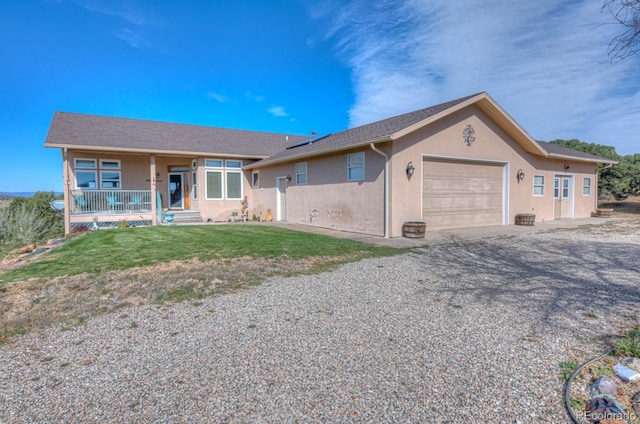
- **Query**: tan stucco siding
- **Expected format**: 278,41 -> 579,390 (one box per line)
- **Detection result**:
250,148 -> 386,235
388,105 -> 599,236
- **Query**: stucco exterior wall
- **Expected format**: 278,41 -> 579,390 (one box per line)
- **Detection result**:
251,147 -> 386,235
388,105 -> 598,237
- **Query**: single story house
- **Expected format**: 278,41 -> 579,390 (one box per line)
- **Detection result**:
44,92 -> 616,237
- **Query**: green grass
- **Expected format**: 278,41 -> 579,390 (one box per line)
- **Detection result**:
0,224 -> 400,284
612,327 -> 640,357
559,359 -> 580,381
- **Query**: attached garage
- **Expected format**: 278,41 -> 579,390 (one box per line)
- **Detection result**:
422,157 -> 506,230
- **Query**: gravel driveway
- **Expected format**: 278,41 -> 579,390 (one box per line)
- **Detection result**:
1,226 -> 639,423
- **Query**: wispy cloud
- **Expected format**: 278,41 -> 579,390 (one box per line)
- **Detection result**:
112,28 -> 149,49
68,0 -> 149,25
267,105 -> 290,118
312,0 -> 640,154
246,91 -> 266,102
206,92 -> 228,103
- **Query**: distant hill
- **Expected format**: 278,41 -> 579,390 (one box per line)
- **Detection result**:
0,192 -> 63,198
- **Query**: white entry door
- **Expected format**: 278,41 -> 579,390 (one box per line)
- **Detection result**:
276,177 -> 287,221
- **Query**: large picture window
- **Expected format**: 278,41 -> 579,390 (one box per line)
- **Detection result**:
347,152 -> 364,181
76,171 -> 97,189
226,172 -> 242,199
206,171 -> 223,199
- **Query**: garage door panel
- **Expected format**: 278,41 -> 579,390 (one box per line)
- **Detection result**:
423,159 -> 504,230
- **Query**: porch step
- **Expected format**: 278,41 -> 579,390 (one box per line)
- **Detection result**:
167,210 -> 202,223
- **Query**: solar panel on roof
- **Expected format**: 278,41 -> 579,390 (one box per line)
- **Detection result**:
286,133 -> 332,149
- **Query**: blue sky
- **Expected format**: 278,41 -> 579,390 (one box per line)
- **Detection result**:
1,0 -> 638,192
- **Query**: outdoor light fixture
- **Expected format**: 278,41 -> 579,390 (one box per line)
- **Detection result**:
516,169 -> 525,183
564,164 -> 570,170
286,175 -> 292,182
406,162 -> 415,179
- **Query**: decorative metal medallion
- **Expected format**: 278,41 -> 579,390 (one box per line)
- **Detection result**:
463,124 -> 476,146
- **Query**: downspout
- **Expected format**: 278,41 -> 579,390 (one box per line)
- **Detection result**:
595,163 -> 614,211
370,143 -> 389,238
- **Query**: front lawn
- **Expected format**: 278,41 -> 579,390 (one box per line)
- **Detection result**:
0,225 -> 402,343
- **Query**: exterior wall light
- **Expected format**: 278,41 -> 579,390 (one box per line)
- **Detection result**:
516,169 -> 525,183
406,162 -> 415,179
564,164 -> 570,170
286,175 -> 292,182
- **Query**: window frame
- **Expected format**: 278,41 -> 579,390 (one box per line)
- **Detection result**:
295,162 -> 307,185
582,177 -> 591,196
100,170 -> 122,189
347,152 -> 365,181
192,171 -> 198,200
205,158 -> 223,168
533,175 -> 545,196
205,170 -> 223,200
252,170 -> 260,188
75,170 -> 98,189
75,158 -> 97,169
225,159 -> 242,169
225,170 -> 243,200
99,159 -> 121,170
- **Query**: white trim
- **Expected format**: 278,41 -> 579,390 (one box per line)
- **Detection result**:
252,170 -> 260,189
225,170 -> 243,200
100,170 -> 122,189
168,172 -> 184,209
192,171 -> 198,200
205,170 -> 223,200
553,174 -> 575,219
295,162 -> 307,185
75,170 -> 97,189
276,176 -> 288,221
100,159 -> 121,169
75,158 -> 97,169
347,152 -> 365,181
533,174 -> 545,196
225,159 -> 242,168
205,158 -> 223,168
421,154 -> 509,226
582,177 -> 592,196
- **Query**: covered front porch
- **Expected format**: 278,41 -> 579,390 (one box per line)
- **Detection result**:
69,189 -> 155,230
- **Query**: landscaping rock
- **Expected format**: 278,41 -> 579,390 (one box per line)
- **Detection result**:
613,364 -> 640,382
589,376 -> 618,396
584,395 -> 627,423
621,357 -> 640,373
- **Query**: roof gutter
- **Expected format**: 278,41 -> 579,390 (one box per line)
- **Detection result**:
546,153 -> 618,165
370,142 -> 389,238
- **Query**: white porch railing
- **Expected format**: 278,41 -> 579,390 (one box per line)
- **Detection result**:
70,190 -> 152,215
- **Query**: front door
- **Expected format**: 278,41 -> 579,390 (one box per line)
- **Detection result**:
168,173 -> 184,209
276,177 -> 287,221
554,176 -> 572,219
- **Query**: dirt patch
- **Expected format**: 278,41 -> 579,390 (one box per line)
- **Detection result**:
600,197 -> 640,218
0,254 -> 361,343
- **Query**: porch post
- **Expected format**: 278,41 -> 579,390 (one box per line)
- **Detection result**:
151,155 -> 158,226
62,148 -> 71,235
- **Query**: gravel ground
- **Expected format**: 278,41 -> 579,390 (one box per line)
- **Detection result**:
1,227 -> 639,423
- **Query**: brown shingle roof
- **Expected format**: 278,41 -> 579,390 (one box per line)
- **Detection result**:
250,93 -> 481,167
537,141 -> 617,163
44,112 -> 307,157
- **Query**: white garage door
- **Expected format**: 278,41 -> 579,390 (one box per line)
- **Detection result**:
423,159 -> 505,230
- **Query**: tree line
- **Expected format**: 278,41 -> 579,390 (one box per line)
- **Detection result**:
549,139 -> 640,200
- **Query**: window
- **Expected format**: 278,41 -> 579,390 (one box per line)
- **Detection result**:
533,175 -> 545,196
347,152 -> 365,181
226,171 -> 242,199
75,158 -> 97,169
562,178 -> 570,198
226,160 -> 242,168
295,163 -> 307,185
100,171 -> 121,189
192,171 -> 198,200
205,159 -> 223,168
100,159 -> 120,169
252,170 -> 259,188
206,171 -> 223,199
76,171 -> 97,189
554,178 -> 560,198
582,177 -> 591,196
